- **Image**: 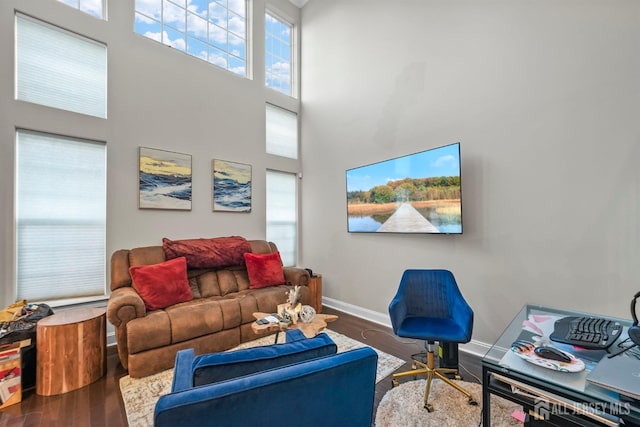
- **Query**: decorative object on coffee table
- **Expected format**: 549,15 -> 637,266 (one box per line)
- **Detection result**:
278,285 -> 303,324
278,302 -> 301,324
300,305 -> 316,323
287,285 -> 302,305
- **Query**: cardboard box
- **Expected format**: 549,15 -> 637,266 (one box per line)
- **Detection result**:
0,342 -> 23,408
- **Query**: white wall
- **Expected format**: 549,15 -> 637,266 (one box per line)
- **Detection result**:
2,0 -> 639,351
299,0 -> 640,346
0,0 -> 300,307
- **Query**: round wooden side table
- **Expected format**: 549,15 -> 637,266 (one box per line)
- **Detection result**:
36,307 -> 106,396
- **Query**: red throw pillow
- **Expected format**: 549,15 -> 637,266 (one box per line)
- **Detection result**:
129,257 -> 193,311
162,236 -> 251,269
244,251 -> 286,289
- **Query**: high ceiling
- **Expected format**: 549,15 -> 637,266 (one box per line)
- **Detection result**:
289,0 -> 310,7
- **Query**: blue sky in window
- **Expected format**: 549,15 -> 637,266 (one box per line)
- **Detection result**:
134,0 -> 246,76
265,13 -> 292,95
346,144 -> 461,192
57,0 -> 104,19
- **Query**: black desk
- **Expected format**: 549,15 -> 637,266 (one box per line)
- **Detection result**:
482,305 -> 640,426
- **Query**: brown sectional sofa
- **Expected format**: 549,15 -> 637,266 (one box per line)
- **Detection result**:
107,239 -> 310,378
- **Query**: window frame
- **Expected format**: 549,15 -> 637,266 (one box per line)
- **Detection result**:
56,0 -> 107,20
263,5 -> 301,265
265,9 -> 295,97
134,0 -> 250,78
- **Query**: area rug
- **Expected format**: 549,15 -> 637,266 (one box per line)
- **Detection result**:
120,329 -> 405,427
375,379 -> 523,427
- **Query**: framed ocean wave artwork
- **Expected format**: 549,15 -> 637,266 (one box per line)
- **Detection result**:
212,159 -> 252,212
138,147 -> 192,210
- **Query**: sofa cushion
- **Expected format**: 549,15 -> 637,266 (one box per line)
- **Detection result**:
163,236 -> 251,269
129,257 -> 193,311
127,310 -> 172,354
166,299 -> 239,344
244,251 -> 285,289
191,332 -> 337,386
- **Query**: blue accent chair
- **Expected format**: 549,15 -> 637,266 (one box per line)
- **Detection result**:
154,329 -> 379,427
388,269 -> 477,412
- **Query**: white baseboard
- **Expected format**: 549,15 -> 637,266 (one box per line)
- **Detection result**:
322,296 -> 491,359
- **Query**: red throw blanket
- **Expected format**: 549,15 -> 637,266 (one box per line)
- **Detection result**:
162,236 -> 252,269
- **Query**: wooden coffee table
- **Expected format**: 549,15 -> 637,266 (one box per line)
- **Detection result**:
252,312 -> 338,340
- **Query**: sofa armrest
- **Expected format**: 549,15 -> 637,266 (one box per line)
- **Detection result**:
107,286 -> 146,369
388,293 -> 408,333
172,348 -> 196,393
107,287 -> 146,327
283,266 -> 310,286
155,347 -> 378,427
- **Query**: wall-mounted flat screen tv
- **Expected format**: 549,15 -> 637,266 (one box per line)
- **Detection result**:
346,142 -> 462,234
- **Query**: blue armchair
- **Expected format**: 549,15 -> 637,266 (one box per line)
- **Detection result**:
389,269 -> 476,412
154,330 -> 379,427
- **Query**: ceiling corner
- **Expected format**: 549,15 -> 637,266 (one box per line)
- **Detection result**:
288,0 -> 310,8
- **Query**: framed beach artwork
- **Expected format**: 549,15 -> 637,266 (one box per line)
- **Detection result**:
138,147 -> 192,210
212,159 -> 252,212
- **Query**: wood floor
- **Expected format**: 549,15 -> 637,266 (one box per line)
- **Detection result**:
0,307 -> 483,426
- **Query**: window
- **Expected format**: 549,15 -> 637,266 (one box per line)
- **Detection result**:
16,130 -> 107,302
56,0 -> 106,20
265,12 -> 292,95
266,103 -> 298,159
135,0 -> 247,77
15,13 -> 107,118
266,170 -> 297,266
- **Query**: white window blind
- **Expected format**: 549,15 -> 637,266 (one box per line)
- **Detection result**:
16,130 -> 107,302
266,103 -> 298,159
16,13 -> 107,118
266,170 -> 297,267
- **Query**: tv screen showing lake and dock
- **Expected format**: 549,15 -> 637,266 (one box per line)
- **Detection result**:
346,143 -> 462,234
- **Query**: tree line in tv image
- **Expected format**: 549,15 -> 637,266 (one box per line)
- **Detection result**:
346,143 -> 462,234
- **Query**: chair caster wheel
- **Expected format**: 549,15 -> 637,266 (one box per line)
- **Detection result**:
468,398 -> 478,406
392,379 -> 399,388
424,403 -> 434,412
454,374 -> 462,380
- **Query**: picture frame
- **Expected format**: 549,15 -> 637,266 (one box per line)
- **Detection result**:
138,147 -> 192,210
212,159 -> 252,212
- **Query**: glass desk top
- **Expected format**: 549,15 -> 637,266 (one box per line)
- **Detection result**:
483,304 -> 638,404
